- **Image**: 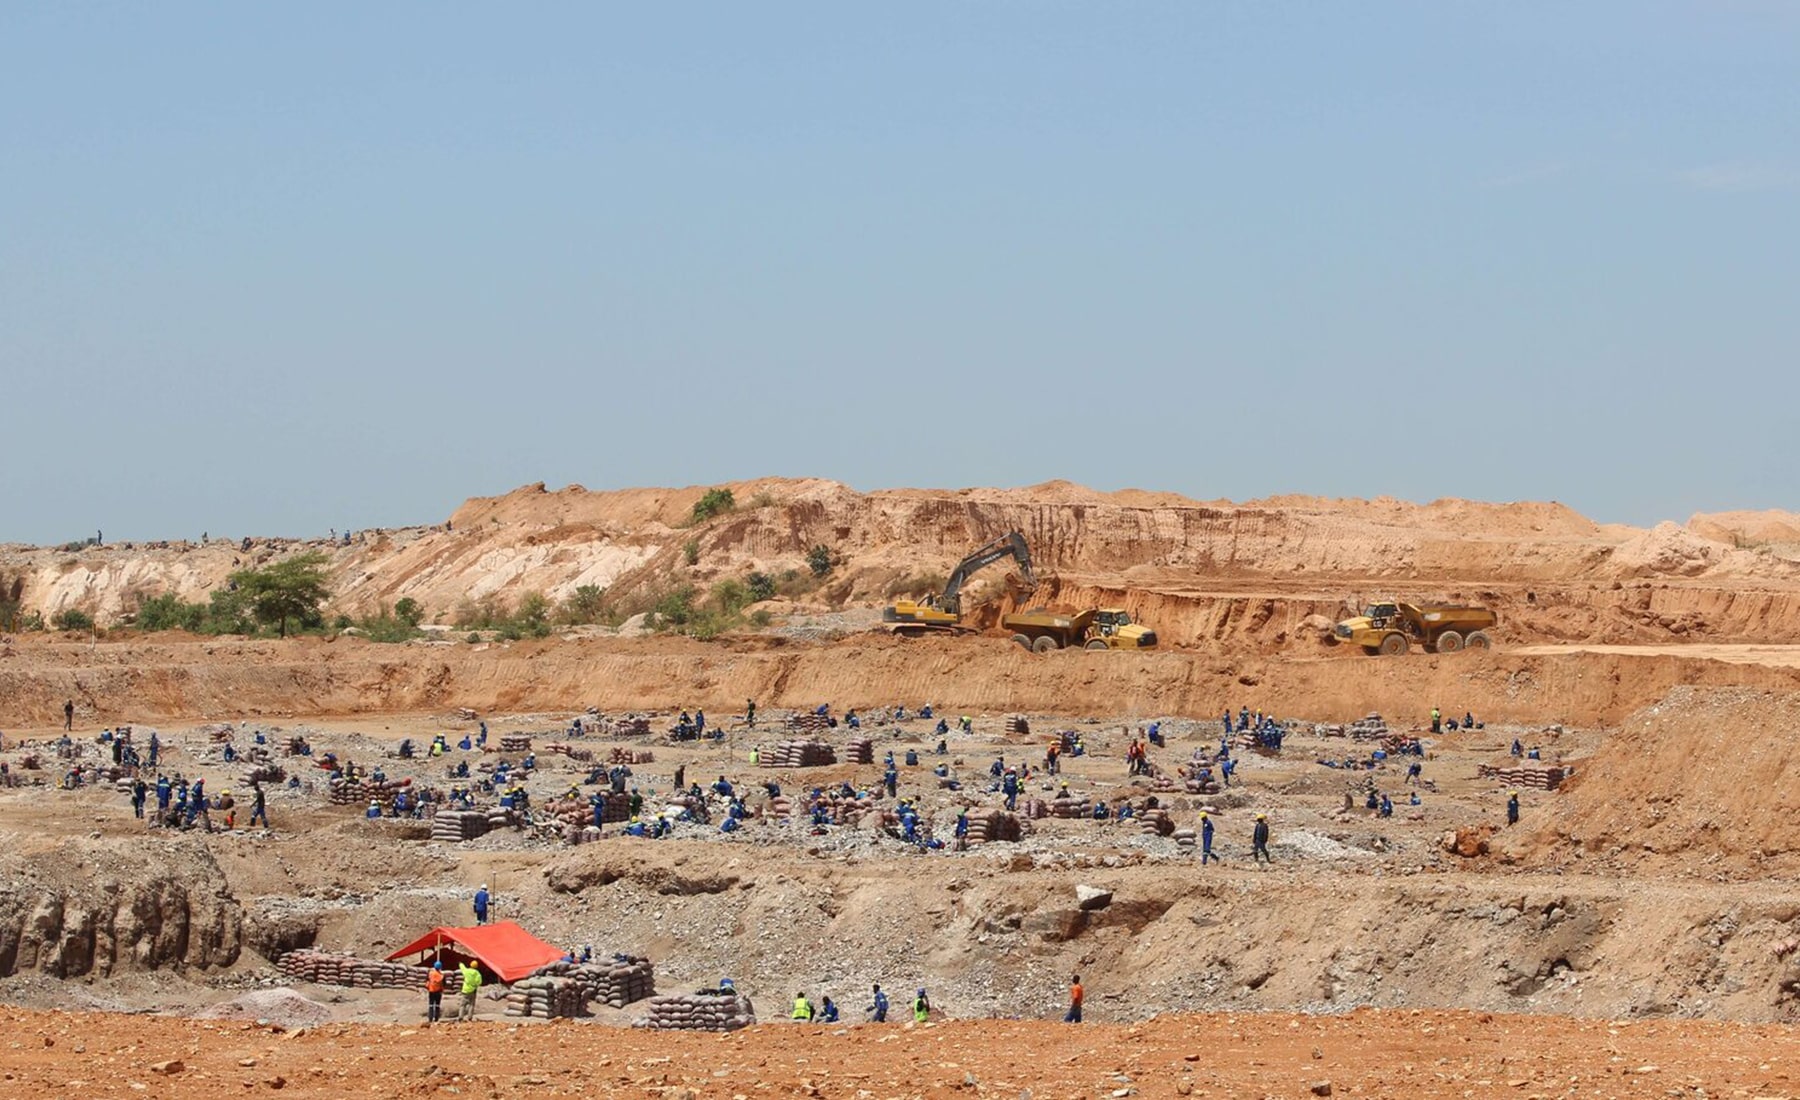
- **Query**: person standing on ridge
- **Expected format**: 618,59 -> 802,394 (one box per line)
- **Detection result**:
1064,974 -> 1084,1023
1252,813 -> 1272,863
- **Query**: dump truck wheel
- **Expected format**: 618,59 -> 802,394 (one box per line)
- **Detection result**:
1362,645 -> 1381,656
1464,631 -> 1492,651
1085,639 -> 1109,651
1032,635 -> 1059,654
1010,633 -> 1032,650
1436,630 -> 1463,654
1378,633 -> 1409,656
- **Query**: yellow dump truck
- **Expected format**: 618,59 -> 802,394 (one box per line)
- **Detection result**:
1334,601 -> 1496,656
1003,608 -> 1158,653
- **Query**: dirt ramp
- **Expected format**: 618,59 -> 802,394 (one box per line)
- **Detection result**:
1512,687 -> 1800,878
0,837 -> 241,979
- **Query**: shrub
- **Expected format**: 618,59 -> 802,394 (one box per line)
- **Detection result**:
747,491 -> 778,509
561,585 -> 606,624
466,632 -> 480,644
393,597 -> 424,627
748,608 -> 773,628
53,608 -> 95,632
683,539 -> 700,566
690,488 -> 736,524
711,578 -> 752,616
137,592 -> 204,632
807,544 -> 834,578
652,585 -> 698,627
746,572 -> 776,602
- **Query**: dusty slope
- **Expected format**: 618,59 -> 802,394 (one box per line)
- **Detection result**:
7,479 -> 1800,649
1510,686 -> 1800,879
10,1008 -> 1800,1100
9,632 -> 1800,731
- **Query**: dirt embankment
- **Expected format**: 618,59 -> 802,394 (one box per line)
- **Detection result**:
9,479 -> 1800,649
8,634 -> 1800,732
1509,687 -> 1800,880
0,837 -> 241,979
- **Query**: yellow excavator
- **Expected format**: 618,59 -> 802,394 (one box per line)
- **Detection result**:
883,531 -> 1036,635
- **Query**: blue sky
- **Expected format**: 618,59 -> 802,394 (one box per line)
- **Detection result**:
2,2 -> 1795,542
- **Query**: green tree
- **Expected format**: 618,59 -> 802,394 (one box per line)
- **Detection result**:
393,597 -> 425,627
746,572 -> 776,602
807,544 -> 834,578
53,608 -> 95,632
690,488 -> 736,524
711,578 -> 751,615
683,538 -> 701,566
231,551 -> 332,638
563,585 -> 607,624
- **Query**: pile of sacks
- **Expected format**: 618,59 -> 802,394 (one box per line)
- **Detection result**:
502,975 -> 586,1019
534,956 -> 655,1008
766,790 -> 876,824
608,747 -> 654,765
785,712 -> 834,733
760,740 -> 837,768
329,774 -> 413,806
241,763 -> 284,785
1173,825 -> 1198,850
603,715 -> 653,737
278,949 -> 426,990
1048,796 -> 1091,819
633,990 -> 757,1031
1477,764 -> 1569,791
498,735 -> 532,753
430,808 -> 492,842
1136,807 -> 1175,837
962,809 -> 1027,845
540,791 -> 633,829
547,742 -> 595,762
1317,713 -> 1390,740
841,738 -> 875,764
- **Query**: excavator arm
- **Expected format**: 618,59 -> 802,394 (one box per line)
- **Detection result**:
937,531 -> 1035,616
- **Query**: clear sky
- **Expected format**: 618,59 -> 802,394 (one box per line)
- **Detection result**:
3,2 -> 1795,543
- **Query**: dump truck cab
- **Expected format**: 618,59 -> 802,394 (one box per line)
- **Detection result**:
1334,600 -> 1496,656
1004,607 -> 1158,653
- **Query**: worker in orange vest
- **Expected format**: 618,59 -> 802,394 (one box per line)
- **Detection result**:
424,961 -> 446,1023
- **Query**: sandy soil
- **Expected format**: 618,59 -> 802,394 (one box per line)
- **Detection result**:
6,1007 -> 1800,1099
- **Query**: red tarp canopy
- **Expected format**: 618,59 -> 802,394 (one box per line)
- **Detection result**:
385,922 -> 565,984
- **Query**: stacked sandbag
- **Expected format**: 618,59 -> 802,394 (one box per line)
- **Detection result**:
1049,796 -> 1088,819
278,949 -> 427,990
842,739 -> 875,765
540,791 -> 634,829
547,742 -> 595,762
760,740 -> 837,768
1019,797 -> 1049,820
1172,825 -> 1198,850
486,805 -> 524,831
535,957 -> 655,1008
609,747 -> 654,765
330,774 -> 414,806
1136,808 -> 1175,837
606,716 -> 653,737
1477,764 -> 1569,791
768,789 -> 875,824
785,713 -> 833,734
634,990 -> 756,1031
963,809 -> 1026,845
503,975 -> 586,1019
499,735 -> 532,753
1004,715 -> 1030,736
242,763 -> 284,785
431,809 -> 491,841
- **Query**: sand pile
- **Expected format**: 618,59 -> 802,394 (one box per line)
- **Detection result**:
196,988 -> 332,1029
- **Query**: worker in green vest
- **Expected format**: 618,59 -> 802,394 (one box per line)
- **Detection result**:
913,987 -> 931,1022
456,961 -> 483,1022
791,991 -> 814,1021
